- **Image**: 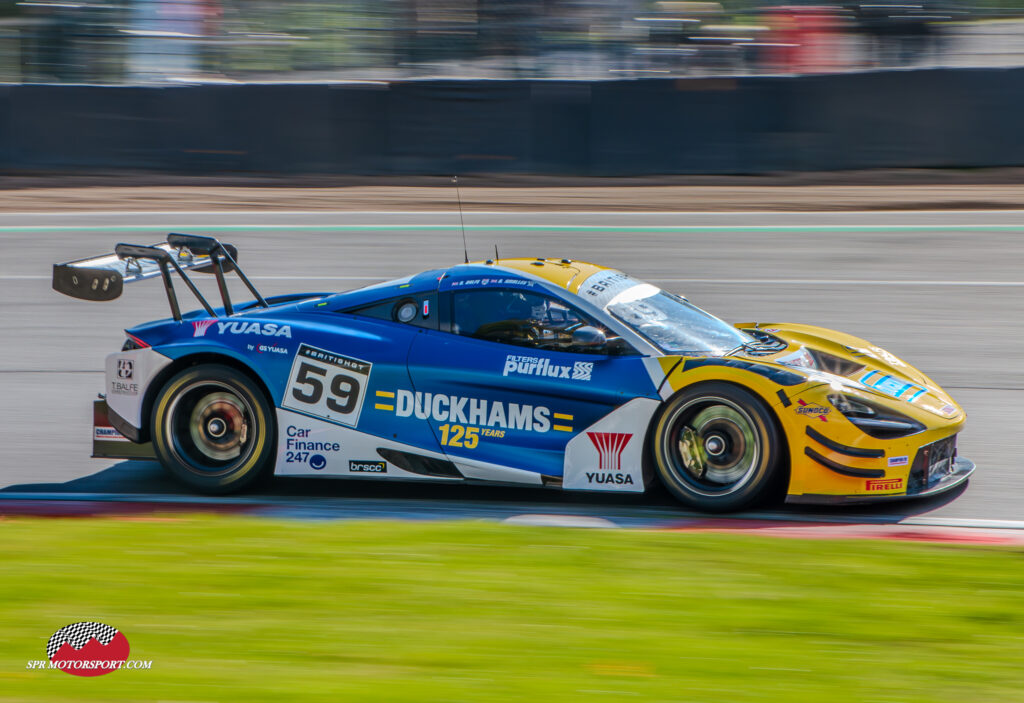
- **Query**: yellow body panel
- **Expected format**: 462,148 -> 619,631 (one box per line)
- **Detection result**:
654,325 -> 966,501
488,258 -> 612,293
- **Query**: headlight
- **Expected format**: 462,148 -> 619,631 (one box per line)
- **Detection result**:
827,393 -> 925,439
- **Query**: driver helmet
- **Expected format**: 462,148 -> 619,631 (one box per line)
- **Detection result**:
529,296 -> 550,322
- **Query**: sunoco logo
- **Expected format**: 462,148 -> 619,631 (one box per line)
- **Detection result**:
796,399 -> 829,422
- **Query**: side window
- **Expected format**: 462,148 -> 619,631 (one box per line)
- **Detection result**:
451,288 -> 633,355
346,293 -> 438,330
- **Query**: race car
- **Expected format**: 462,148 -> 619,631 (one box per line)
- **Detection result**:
53,233 -> 974,511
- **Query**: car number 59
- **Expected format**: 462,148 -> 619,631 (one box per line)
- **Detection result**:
282,344 -> 372,428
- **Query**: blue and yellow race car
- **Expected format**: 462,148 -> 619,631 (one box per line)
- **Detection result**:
54,233 -> 974,511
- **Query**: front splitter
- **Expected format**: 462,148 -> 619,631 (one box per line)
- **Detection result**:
787,457 -> 976,505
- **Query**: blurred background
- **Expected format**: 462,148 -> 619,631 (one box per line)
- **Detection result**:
1,0 -> 1022,176
5,0 -> 1024,84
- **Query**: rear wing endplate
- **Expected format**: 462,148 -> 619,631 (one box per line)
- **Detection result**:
52,233 -> 267,321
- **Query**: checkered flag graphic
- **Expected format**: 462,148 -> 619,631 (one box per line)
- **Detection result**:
47,622 -> 118,659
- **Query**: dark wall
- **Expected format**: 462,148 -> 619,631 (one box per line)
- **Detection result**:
2,69 -> 1021,174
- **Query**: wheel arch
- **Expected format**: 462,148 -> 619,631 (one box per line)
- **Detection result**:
646,377 -> 791,499
138,351 -> 275,443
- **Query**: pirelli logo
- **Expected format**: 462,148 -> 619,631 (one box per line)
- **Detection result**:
865,478 -> 903,492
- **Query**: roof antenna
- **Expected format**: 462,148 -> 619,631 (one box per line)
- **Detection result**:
452,176 -> 468,264
494,244 -> 500,261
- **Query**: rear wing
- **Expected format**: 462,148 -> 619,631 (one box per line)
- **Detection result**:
52,232 -> 267,321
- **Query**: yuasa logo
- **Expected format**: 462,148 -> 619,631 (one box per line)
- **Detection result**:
193,320 -> 292,338
587,432 -> 632,471
192,319 -> 216,337
217,321 -> 292,338
45,622 -> 130,677
503,355 -> 593,381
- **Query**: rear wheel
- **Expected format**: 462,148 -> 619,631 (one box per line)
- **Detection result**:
652,382 -> 781,512
151,364 -> 275,494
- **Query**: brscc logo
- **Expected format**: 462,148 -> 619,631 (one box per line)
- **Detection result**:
46,622 -> 130,677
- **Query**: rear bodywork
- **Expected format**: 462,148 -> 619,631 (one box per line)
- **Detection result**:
68,236 -> 973,504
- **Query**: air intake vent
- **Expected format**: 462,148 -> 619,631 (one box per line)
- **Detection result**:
376,448 -> 463,478
740,329 -> 789,356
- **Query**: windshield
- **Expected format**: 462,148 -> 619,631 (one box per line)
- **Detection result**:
585,276 -> 751,355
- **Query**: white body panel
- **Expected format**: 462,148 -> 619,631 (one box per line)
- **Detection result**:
562,397 -> 660,492
104,348 -> 172,429
275,409 -> 555,486
274,408 -> 458,480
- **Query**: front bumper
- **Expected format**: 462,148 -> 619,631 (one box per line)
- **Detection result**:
787,456 -> 975,505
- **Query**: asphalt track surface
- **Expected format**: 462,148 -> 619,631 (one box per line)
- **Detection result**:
1,209 -> 1022,526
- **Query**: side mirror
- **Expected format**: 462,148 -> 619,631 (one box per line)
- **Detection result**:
572,326 -> 607,348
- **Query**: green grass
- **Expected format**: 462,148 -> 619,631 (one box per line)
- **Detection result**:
1,516 -> 1023,702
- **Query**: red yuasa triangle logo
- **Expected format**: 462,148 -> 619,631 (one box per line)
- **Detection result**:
586,432 -> 632,471
46,622 -> 130,676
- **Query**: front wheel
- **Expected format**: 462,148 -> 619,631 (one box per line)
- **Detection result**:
651,382 -> 782,512
151,364 -> 275,494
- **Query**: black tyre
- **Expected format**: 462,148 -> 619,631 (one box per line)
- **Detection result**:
652,382 -> 782,512
151,364 -> 275,494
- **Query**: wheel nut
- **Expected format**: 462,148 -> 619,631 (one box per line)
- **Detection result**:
705,436 -> 725,456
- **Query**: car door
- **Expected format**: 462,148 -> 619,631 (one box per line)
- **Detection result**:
405,284 -> 660,484
276,292 -> 444,477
